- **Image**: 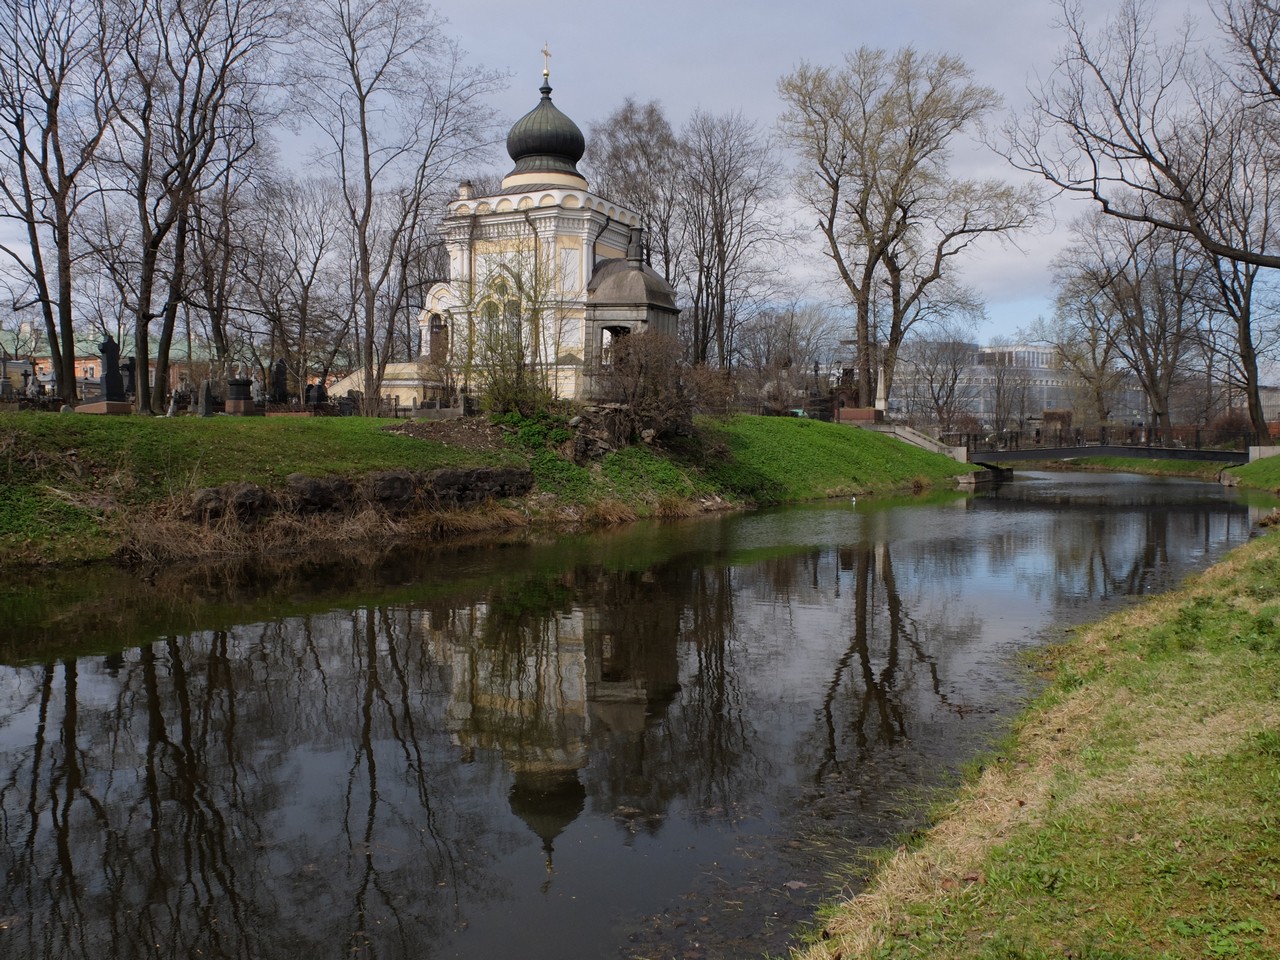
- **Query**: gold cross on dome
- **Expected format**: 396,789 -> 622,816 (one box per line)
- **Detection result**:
541,43 -> 551,78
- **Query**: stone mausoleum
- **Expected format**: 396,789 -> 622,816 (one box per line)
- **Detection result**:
409,62 -> 679,406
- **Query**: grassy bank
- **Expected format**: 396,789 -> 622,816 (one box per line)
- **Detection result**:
0,413 -> 522,565
1028,451 -> 1280,490
1233,452 -> 1280,492
0,410 -> 972,566
793,530 -> 1280,960
1031,455 -> 1233,482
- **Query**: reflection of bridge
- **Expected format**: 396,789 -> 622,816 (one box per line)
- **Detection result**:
969,443 -> 1248,466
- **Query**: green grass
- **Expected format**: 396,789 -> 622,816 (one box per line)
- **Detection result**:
795,532 -> 1280,960
1049,456 -> 1232,481
695,415 -> 973,503
1,411 -> 516,494
1230,453 -> 1280,492
1050,451 -> 1280,491
0,410 -> 973,564
599,445 -> 705,502
0,411 -> 521,562
529,446 -> 595,501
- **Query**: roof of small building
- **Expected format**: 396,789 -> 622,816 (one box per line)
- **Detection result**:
588,256 -> 678,312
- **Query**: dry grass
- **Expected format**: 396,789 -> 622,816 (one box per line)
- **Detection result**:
581,497 -> 639,526
116,497 -> 532,565
655,493 -> 701,518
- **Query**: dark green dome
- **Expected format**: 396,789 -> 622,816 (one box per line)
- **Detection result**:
505,79 -> 586,180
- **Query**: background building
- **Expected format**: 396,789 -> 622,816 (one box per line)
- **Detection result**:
888,340 -> 1148,433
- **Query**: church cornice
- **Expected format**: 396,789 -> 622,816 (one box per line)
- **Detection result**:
445,188 -> 641,227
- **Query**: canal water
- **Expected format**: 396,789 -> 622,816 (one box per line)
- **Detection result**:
0,472 -> 1272,960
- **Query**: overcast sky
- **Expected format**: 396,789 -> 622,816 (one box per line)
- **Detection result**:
441,0 -> 1205,342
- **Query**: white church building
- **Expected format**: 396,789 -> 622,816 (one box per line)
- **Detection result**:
360,64 -> 679,410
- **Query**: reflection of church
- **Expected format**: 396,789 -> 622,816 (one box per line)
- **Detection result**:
418,576 -> 682,869
418,63 -> 679,403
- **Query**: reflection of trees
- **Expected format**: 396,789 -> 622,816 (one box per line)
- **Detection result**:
0,612 -> 501,960
580,562 -> 759,829
1,490 -> 1255,960
816,542 -> 979,785
670,564 -> 763,821
982,499 -> 1232,605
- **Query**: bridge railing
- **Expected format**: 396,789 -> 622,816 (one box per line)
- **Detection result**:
946,425 -> 1257,455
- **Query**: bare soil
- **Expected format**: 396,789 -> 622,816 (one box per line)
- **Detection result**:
386,417 -> 511,455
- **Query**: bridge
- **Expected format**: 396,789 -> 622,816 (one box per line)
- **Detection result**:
970,443 -> 1248,466
953,426 -> 1253,467
862,423 -> 1257,466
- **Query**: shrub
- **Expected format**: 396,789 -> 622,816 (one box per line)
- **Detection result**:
595,333 -> 693,441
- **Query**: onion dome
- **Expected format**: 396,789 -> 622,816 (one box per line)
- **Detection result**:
502,74 -> 587,189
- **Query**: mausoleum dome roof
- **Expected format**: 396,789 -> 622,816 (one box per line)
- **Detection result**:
588,257 -> 678,312
505,77 -> 586,182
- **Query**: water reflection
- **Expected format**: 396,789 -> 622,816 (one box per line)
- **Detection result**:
0,474 -> 1266,959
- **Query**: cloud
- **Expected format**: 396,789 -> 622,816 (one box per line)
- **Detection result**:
443,0 -> 1208,344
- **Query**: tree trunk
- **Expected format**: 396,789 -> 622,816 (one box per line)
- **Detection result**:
154,206 -> 190,412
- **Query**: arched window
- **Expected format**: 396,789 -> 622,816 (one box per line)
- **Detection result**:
428,314 -> 449,363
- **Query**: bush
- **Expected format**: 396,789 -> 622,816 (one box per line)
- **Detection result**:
1208,409 -> 1254,447
493,409 -> 573,451
596,333 -> 692,440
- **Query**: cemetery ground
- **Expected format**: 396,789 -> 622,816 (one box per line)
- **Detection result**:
0,409 -> 973,568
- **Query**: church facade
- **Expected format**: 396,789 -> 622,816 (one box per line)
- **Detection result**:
417,67 -> 679,405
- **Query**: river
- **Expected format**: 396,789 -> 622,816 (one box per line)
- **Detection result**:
0,471 -> 1272,960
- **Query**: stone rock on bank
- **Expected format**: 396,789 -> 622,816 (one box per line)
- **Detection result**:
188,467 -> 534,524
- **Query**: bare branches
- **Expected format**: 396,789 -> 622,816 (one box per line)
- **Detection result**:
1053,209 -> 1208,438
0,0 -> 117,401
679,109 -> 784,369
1012,0 -> 1280,440
292,0 -> 499,412
779,47 -> 1036,404
584,99 -> 685,286
1007,0 -> 1280,269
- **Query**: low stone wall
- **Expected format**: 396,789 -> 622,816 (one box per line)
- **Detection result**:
188,466 -> 534,524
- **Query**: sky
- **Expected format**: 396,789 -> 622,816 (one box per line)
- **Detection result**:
440,0 -> 1204,343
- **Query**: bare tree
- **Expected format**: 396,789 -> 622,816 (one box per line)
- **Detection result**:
735,300 -> 841,412
293,0 -> 498,415
983,337 -> 1035,432
1010,0 -> 1280,267
1009,0 -> 1280,441
1059,211 -> 1207,440
584,99 -> 685,287
896,319 -> 980,433
778,48 -> 1036,407
598,332 -> 689,441
0,0 -> 117,402
679,109 -> 783,369
92,0 -> 279,412
1033,286 -> 1127,428
0,298 -> 46,361
183,147 -> 275,372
